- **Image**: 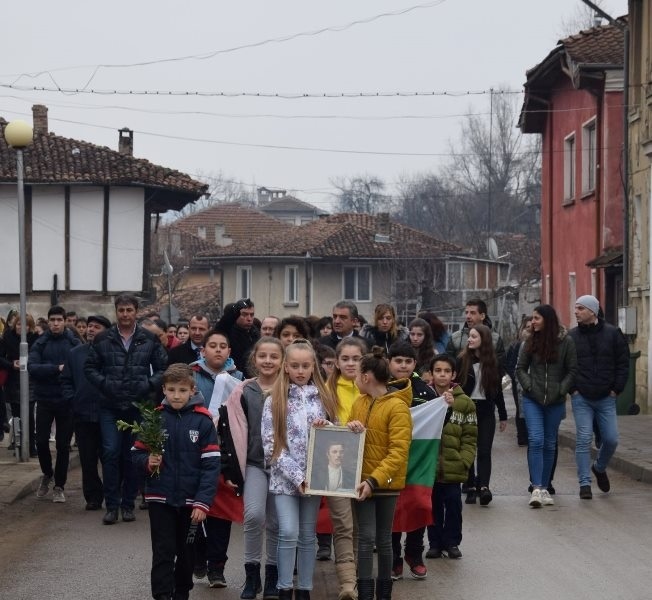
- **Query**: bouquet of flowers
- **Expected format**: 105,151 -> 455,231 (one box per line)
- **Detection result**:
117,401 -> 166,476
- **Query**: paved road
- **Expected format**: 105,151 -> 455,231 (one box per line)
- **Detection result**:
1,423 -> 650,600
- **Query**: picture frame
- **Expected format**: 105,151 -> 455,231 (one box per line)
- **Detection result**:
306,425 -> 365,498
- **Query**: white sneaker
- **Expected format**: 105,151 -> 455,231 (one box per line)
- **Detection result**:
36,475 -> 52,498
529,488 -> 542,508
540,489 -> 554,506
52,486 -> 66,503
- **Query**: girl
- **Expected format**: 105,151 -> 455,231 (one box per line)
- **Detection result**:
274,316 -> 312,348
360,304 -> 408,354
516,305 -> 576,508
347,348 -> 412,600
417,312 -> 450,355
219,337 -> 285,598
458,325 -> 507,506
506,316 -> 533,446
176,324 -> 190,344
408,318 -> 435,374
262,340 -> 338,600
316,338 -> 367,598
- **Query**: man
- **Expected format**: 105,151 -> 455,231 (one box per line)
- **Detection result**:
65,311 -> 78,328
215,299 -> 260,377
318,301 -> 367,350
61,314 -> 111,510
260,315 -> 279,338
28,305 -> 81,503
167,315 -> 210,364
85,294 -> 168,524
446,299 -> 505,370
312,441 -> 356,492
569,295 -> 629,500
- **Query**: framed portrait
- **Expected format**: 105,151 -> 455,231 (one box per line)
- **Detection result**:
306,425 -> 365,498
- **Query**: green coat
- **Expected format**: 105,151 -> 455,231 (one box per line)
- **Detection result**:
515,329 -> 577,406
437,385 -> 477,483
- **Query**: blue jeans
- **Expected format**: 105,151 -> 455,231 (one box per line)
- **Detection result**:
274,494 -> 321,590
571,393 -> 619,486
99,407 -> 140,511
521,397 -> 565,488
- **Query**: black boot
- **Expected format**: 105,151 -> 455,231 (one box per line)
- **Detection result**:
241,563 -> 262,599
278,590 -> 293,600
263,564 -> 279,600
357,579 -> 375,600
295,591 -> 310,600
375,579 -> 392,600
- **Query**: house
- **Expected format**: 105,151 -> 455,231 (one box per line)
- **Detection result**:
192,211 -> 512,325
626,0 -> 652,412
0,104 -> 207,317
257,188 -> 328,225
518,20 -> 625,327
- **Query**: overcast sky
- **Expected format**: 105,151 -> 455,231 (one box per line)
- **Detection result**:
1,0 -> 627,210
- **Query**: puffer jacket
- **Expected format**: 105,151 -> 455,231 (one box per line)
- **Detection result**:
84,325 -> 168,412
515,328 -> 577,406
568,318 -> 629,400
437,384 -> 477,483
349,378 -> 413,493
61,344 -> 104,422
0,327 -> 39,393
28,328 -> 80,405
132,392 -> 220,513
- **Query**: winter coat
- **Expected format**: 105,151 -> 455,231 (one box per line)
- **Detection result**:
334,375 -> 360,425
349,378 -> 413,493
84,325 -> 168,413
446,319 -> 506,374
437,384 -> 477,483
132,392 -> 220,513
318,330 -> 368,352
568,318 -> 629,400
407,372 -> 437,406
167,339 -> 201,365
0,327 -> 39,393
262,382 -> 328,496
515,328 -> 577,406
28,328 -> 80,405
359,325 -> 409,354
61,344 -> 104,422
458,358 -> 508,421
191,360 -> 241,412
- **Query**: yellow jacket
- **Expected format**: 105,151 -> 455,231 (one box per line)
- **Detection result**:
350,378 -> 413,492
335,375 -> 360,425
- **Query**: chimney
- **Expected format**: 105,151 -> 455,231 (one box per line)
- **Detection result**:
118,127 -> 134,156
32,104 -> 48,135
374,212 -> 391,243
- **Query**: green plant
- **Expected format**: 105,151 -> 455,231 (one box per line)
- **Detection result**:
117,401 -> 166,476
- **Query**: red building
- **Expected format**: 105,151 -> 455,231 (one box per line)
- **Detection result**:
519,21 -> 625,326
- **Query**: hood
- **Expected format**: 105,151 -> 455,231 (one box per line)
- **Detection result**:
161,390 -> 204,412
522,325 -> 569,342
386,377 -> 413,407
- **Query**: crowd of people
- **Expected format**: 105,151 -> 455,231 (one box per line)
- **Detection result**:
0,292 -> 630,600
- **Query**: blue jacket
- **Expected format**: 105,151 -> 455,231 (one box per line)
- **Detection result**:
28,328 -> 80,405
61,344 -> 104,422
132,392 -> 220,513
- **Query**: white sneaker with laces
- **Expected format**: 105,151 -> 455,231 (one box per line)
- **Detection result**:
540,489 -> 554,506
52,486 -> 66,503
529,488 -> 542,508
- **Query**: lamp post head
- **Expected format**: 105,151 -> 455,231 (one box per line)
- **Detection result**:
4,120 -> 33,149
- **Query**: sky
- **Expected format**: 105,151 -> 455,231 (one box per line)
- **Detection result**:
0,0 -> 628,211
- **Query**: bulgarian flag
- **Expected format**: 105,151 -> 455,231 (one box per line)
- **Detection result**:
392,397 -> 448,532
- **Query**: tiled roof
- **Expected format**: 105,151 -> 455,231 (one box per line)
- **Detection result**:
260,195 -> 329,215
153,228 -> 222,260
195,212 -> 463,260
0,120 -> 207,197
560,18 -> 625,66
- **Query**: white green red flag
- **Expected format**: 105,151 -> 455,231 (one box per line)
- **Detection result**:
392,396 -> 448,532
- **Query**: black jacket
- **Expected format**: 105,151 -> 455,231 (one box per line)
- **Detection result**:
167,339 -> 201,365
0,327 -> 39,393
61,344 -> 104,422
28,328 -> 80,405
318,330 -> 368,351
568,319 -> 629,400
458,357 -> 508,421
84,325 -> 168,412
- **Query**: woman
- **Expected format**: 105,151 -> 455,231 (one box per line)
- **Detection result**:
458,324 -> 507,506
418,312 -> 450,355
176,324 -> 190,344
274,316 -> 312,348
505,316 -> 533,446
408,318 -> 435,375
360,304 -> 408,355
516,305 -> 576,508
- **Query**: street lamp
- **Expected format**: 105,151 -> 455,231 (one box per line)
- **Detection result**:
4,119 -> 33,462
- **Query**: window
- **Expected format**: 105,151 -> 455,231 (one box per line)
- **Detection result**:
343,266 -> 371,302
582,120 -> 596,194
563,133 -> 575,204
285,265 -> 299,304
236,265 -> 251,299
197,226 -> 206,239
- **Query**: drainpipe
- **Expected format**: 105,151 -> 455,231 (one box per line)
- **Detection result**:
643,141 -> 652,412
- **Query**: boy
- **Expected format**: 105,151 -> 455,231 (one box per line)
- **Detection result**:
387,341 -> 437,580
426,355 -> 477,560
133,364 -> 220,600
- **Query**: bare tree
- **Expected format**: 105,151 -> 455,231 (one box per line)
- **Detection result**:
558,0 -> 607,38
331,175 -> 392,214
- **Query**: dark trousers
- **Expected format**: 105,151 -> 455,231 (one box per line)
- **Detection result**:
195,516 -> 232,569
35,401 -> 73,488
467,400 -> 496,489
392,527 -> 426,562
74,420 -> 104,505
427,482 -> 462,549
148,502 -> 195,599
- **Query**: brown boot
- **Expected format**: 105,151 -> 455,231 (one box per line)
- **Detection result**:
336,562 -> 358,600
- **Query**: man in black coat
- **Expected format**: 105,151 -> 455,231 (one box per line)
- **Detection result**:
569,294 -> 629,500
318,301 -> 367,351
214,299 -> 260,377
167,314 -> 210,364
28,305 -> 81,502
85,294 -> 168,524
